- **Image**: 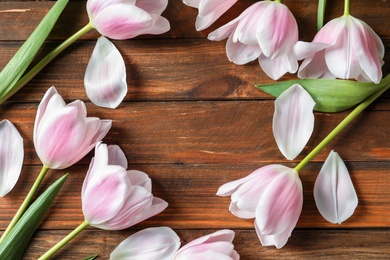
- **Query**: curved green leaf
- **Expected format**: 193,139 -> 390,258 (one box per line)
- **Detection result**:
0,174 -> 68,260
317,0 -> 327,30
256,74 -> 390,112
0,0 -> 69,103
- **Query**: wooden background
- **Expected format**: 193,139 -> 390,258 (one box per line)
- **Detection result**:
0,0 -> 389,259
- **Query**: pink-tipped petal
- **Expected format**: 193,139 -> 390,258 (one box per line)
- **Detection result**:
0,120 -> 24,197
110,227 -> 180,259
314,150 -> 358,224
273,84 -> 315,160
136,0 -> 168,16
85,36 -> 127,109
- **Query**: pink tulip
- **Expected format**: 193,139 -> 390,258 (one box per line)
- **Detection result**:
296,15 -> 384,83
34,87 -> 112,169
87,0 -> 170,40
217,164 -> 303,249
174,229 -> 239,259
183,0 -> 238,31
208,0 -> 299,80
110,227 -> 180,259
82,142 -> 168,230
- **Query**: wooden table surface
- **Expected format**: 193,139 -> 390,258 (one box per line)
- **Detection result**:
0,0 -> 389,259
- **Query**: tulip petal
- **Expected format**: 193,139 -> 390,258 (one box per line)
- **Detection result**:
0,120 -> 24,197
258,52 -> 298,80
136,0 -> 168,16
110,227 -> 180,260
314,150 -> 358,224
195,0 -> 238,31
273,84 -> 315,160
226,34 -> 261,65
183,0 -> 200,8
85,36 -> 127,109
107,145 -> 128,169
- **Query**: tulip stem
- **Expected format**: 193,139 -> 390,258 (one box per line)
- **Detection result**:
344,0 -> 350,16
0,165 -> 49,243
0,22 -> 94,102
294,81 -> 390,173
39,220 -> 89,260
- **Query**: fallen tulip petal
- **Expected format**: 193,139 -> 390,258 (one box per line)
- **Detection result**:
0,120 -> 24,197
110,227 -> 180,259
314,150 -> 358,224
84,36 -> 127,109
273,84 -> 315,160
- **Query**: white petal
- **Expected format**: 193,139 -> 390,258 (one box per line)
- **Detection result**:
258,52 -> 298,80
84,36 -> 127,109
110,227 -> 180,260
314,150 -> 358,224
226,34 -> 261,65
272,84 -> 315,160
0,120 -> 24,196
195,0 -> 238,31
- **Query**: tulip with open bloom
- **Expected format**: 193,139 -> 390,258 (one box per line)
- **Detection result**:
217,165 -> 303,249
208,0 -> 299,80
296,9 -> 384,83
82,142 -> 168,230
109,227 -> 239,259
183,0 -> 238,31
0,120 -> 23,197
87,0 -> 170,40
314,150 -> 358,224
39,142 -> 168,259
34,87 -> 112,170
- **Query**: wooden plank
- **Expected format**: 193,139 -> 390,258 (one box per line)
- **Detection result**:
23,229 -> 390,259
1,162 -> 389,230
1,101 -> 389,165
0,1 -> 388,41
0,40 -> 388,103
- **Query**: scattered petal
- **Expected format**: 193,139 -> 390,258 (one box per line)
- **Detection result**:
85,36 -> 127,109
273,84 -> 316,160
314,150 -> 358,224
0,120 -> 24,197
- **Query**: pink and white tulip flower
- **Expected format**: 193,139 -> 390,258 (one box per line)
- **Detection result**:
34,87 -> 112,169
174,229 -> 239,260
87,0 -> 170,40
217,164 -> 303,249
314,150 -> 358,224
85,36 -> 127,109
183,0 -> 238,31
296,15 -> 384,83
208,0 -> 299,80
110,227 -> 180,259
273,84 -> 316,160
0,120 -> 23,197
82,142 -> 168,230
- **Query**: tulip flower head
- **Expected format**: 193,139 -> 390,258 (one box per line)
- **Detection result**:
314,150 -> 358,224
110,227 -> 180,259
208,0 -> 299,80
296,14 -> 384,83
82,142 -> 168,230
183,0 -> 238,31
0,120 -> 24,197
87,0 -> 170,40
34,87 -> 112,169
174,229 -> 239,259
217,164 -> 303,249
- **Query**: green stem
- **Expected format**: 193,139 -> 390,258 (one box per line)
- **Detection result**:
294,83 -> 390,173
344,0 -> 350,16
275,0 -> 282,3
0,22 -> 94,102
39,220 -> 89,260
0,165 -> 49,243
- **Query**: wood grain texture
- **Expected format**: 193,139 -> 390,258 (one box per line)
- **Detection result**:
0,0 -> 389,259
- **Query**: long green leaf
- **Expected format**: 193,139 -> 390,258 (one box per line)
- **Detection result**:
0,0 -> 69,103
0,174 -> 68,259
256,74 -> 390,113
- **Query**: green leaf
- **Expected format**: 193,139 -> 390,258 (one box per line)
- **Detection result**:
0,174 -> 68,260
82,255 -> 98,260
317,0 -> 327,30
0,0 -> 69,103
256,74 -> 390,112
